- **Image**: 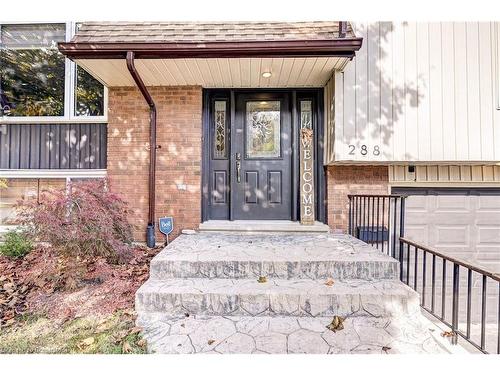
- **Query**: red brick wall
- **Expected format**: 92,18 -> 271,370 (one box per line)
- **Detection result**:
107,86 -> 202,242
327,165 -> 389,232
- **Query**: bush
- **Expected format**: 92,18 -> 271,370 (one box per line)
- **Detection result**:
0,230 -> 33,258
16,179 -> 133,265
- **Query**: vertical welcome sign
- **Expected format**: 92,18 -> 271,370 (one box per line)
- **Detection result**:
300,100 -> 315,225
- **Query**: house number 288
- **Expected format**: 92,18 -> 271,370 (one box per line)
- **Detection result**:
348,144 -> 380,156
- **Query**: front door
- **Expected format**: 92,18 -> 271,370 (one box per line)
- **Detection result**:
231,93 -> 292,220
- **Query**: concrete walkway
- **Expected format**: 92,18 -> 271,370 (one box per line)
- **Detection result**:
136,233 -> 464,354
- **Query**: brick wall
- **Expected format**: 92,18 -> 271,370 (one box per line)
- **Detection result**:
107,86 -> 202,242
327,165 -> 389,232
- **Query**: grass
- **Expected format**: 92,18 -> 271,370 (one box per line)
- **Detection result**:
0,310 -> 147,354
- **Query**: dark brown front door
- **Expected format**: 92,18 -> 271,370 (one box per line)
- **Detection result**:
231,93 -> 292,220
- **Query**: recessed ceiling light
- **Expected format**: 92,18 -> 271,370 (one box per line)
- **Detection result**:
262,72 -> 272,78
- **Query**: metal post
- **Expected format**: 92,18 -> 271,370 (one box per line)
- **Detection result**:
398,196 -> 406,259
452,263 -> 460,345
348,196 -> 352,235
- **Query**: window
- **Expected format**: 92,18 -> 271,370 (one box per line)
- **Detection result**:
75,66 -> 104,116
0,178 -> 65,225
0,24 -> 66,117
213,100 -> 227,158
0,22 -> 106,120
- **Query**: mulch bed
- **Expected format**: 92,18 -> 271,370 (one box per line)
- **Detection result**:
0,244 -> 161,327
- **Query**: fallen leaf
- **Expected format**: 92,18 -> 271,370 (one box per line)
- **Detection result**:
137,339 -> 147,348
122,341 -> 133,353
81,337 -> 95,346
441,331 -> 455,337
257,276 -> 267,283
326,316 -> 345,332
129,326 -> 142,335
325,278 -> 335,287
208,339 -> 215,345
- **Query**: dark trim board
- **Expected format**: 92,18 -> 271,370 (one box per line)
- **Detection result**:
201,88 -> 326,223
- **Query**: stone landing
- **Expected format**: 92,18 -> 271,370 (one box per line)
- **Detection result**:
135,233 -> 458,354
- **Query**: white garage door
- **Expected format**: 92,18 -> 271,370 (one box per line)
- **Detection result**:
392,188 -> 500,273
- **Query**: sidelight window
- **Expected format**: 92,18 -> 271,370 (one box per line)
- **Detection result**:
213,100 -> 227,158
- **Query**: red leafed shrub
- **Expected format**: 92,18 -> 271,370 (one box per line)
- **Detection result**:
16,179 -> 133,266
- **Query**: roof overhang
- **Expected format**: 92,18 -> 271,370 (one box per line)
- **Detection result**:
58,38 -> 363,88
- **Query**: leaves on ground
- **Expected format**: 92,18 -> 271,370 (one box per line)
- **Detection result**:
0,311 -> 147,354
80,337 -> 95,347
122,341 -> 133,354
441,330 -> 455,337
257,276 -> 267,283
0,243 -> 159,353
326,316 -> 345,332
324,278 -> 335,287
208,339 -> 215,345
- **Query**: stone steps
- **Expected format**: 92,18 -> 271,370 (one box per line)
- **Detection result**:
149,233 -> 399,280
135,278 -> 420,318
136,313 -> 454,354
135,233 -> 458,354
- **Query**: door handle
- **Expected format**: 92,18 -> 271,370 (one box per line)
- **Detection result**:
236,160 -> 241,183
235,153 -> 241,183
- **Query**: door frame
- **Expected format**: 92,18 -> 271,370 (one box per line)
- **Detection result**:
201,88 -> 326,223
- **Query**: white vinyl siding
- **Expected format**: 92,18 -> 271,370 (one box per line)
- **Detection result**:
389,165 -> 500,185
330,22 -> 500,164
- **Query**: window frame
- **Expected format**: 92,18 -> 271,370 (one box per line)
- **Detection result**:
496,22 -> 500,110
0,21 -> 108,123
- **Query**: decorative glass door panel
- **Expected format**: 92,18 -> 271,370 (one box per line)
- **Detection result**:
245,101 -> 281,158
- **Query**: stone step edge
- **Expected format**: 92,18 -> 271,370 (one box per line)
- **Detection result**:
149,258 -> 400,281
136,278 -> 417,298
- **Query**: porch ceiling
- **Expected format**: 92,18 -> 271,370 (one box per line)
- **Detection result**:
76,56 -> 348,88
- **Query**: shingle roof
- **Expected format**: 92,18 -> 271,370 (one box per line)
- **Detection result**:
72,21 -> 355,43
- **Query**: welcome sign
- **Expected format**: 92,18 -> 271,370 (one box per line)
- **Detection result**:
299,101 -> 315,225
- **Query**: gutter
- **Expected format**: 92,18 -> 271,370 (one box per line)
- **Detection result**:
58,38 -> 363,60
126,51 -> 157,248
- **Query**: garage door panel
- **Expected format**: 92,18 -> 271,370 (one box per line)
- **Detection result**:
477,195 -> 500,211
405,195 -> 428,212
405,225 -> 428,244
435,225 -> 469,247
477,225 -> 500,244
432,212 -> 472,225
435,195 -> 470,212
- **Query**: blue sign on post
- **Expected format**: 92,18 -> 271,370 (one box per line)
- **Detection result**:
159,217 -> 174,236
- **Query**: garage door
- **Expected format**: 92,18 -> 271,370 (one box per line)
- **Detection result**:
392,188 -> 500,272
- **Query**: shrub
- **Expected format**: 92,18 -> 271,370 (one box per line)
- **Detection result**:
16,179 -> 133,265
0,230 -> 33,258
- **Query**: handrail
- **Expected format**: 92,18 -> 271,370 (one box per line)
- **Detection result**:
347,194 -> 406,199
398,237 -> 500,353
400,237 -> 500,282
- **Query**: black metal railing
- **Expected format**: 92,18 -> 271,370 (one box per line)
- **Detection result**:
348,194 -> 500,354
399,238 -> 500,354
347,194 -> 406,258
